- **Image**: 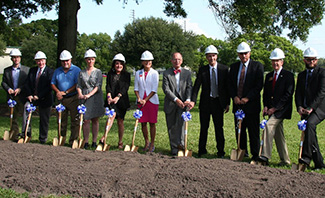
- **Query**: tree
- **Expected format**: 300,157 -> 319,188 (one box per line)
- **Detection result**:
110,17 -> 198,70
20,35 -> 57,68
75,33 -> 112,71
208,0 -> 325,42
0,35 -> 6,56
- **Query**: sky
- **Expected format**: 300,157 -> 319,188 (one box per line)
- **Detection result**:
23,0 -> 325,58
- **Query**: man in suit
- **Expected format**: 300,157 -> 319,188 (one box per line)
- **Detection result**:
191,45 -> 230,158
51,50 -> 81,145
228,42 -> 264,161
162,52 -> 193,155
295,47 -> 325,170
1,49 -> 30,141
25,51 -> 54,144
258,48 -> 294,166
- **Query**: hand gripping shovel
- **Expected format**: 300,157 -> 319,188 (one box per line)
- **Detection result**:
4,99 -> 17,140
18,103 -> 36,144
231,109 -> 246,161
53,104 -> 66,146
72,104 -> 86,149
124,109 -> 143,152
96,107 -> 116,151
253,117 -> 268,165
178,111 -> 192,157
292,119 -> 307,171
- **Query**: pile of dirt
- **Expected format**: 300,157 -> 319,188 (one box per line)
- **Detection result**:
0,141 -> 324,197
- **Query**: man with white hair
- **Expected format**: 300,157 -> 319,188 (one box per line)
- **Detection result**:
228,42 -> 264,162
1,49 -> 29,141
258,48 -> 294,166
295,47 -> 325,170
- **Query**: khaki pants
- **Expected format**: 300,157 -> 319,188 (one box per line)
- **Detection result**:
9,96 -> 28,141
261,115 -> 290,164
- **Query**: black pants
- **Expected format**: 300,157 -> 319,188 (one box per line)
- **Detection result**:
234,112 -> 260,159
199,97 -> 225,156
302,112 -> 325,168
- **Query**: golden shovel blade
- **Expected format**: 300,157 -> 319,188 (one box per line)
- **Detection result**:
103,144 -> 110,151
53,137 -> 59,146
59,136 -> 66,146
96,143 -> 104,151
24,136 -> 31,143
72,140 -> 79,149
131,145 -> 138,152
17,138 -> 24,144
3,130 -> 10,141
231,148 -> 245,161
124,145 -> 131,151
178,149 -> 192,157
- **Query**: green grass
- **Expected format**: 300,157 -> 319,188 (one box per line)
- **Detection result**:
0,74 -> 324,196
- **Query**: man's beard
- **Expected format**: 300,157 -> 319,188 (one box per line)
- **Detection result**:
305,63 -> 316,70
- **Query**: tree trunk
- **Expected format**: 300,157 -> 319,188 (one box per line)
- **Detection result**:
57,0 -> 80,67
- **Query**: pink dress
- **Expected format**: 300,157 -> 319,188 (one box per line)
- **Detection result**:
137,71 -> 159,123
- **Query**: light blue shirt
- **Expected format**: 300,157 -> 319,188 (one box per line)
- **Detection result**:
51,64 -> 81,96
12,64 -> 21,90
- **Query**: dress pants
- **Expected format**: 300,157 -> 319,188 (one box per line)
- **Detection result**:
60,94 -> 80,144
261,115 -> 290,164
302,111 -> 325,168
10,95 -> 28,141
198,97 -> 225,156
165,106 -> 185,155
234,112 -> 260,159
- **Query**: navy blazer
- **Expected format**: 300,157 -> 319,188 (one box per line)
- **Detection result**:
191,63 -> 230,110
295,66 -> 325,113
228,59 -> 264,114
1,64 -> 30,103
26,66 -> 54,108
263,69 -> 294,119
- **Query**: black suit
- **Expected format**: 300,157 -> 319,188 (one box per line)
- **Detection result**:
295,66 -> 325,168
25,66 -> 54,142
1,64 -> 30,140
191,64 -> 230,156
228,59 -> 264,159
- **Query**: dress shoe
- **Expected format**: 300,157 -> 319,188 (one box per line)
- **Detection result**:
257,156 -> 269,163
91,142 -> 97,148
299,157 -> 310,165
277,161 -> 290,166
217,155 -> 224,159
198,150 -> 207,157
84,143 -> 89,149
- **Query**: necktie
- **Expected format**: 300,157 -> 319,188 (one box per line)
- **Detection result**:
304,70 -> 312,107
211,68 -> 218,97
174,69 -> 181,74
272,72 -> 277,92
237,64 -> 246,98
35,68 -> 42,94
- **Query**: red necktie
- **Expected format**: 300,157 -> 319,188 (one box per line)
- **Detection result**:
237,64 -> 246,98
35,68 -> 42,94
174,69 -> 181,74
272,72 -> 277,92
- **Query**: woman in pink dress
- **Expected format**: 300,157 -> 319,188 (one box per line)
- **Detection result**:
134,50 -> 159,152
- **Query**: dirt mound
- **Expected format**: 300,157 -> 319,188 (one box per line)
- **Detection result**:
0,141 -> 324,198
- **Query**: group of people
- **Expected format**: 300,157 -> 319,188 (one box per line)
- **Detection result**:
2,42 -> 324,170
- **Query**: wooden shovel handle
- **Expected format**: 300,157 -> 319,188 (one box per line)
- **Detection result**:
103,116 -> 115,145
298,131 -> 305,158
25,112 -> 32,138
58,112 -> 62,137
237,119 -> 242,149
131,119 -> 139,147
9,107 -> 14,130
78,114 -> 83,140
184,121 -> 188,151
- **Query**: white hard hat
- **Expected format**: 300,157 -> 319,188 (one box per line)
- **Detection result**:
205,45 -> 218,54
113,53 -> 126,63
237,42 -> 251,53
59,50 -> 72,60
269,48 -> 285,60
84,49 -> 96,58
34,51 -> 47,59
10,49 -> 22,56
303,47 -> 318,58
140,50 -> 154,60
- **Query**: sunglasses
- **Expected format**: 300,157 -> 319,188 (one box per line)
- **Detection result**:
305,58 -> 317,62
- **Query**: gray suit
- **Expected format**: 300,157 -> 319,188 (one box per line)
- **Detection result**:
1,64 -> 30,140
162,67 -> 192,155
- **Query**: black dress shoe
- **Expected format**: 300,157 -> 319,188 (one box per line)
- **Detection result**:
299,157 -> 310,165
198,150 -> 207,157
91,142 -> 97,148
84,143 -> 89,149
257,156 -> 268,162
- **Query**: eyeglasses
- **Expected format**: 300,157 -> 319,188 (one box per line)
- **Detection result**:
305,58 -> 317,62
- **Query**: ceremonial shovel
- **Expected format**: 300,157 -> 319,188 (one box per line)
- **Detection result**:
231,109 -> 246,161
96,107 -> 115,151
18,103 -> 36,144
124,109 -> 142,152
53,104 -> 66,146
3,99 -> 17,140
292,120 -> 307,171
252,117 -> 268,165
178,111 -> 192,157
72,104 -> 86,149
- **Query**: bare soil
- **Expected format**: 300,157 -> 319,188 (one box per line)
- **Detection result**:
0,141 -> 324,198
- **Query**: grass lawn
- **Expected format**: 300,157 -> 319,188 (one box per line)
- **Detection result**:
0,73 -> 324,175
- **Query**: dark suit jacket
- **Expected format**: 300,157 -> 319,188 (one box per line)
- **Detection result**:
26,66 -> 54,108
191,64 -> 230,110
228,60 -> 264,114
1,64 -> 30,103
295,66 -> 325,113
105,70 -> 130,110
263,69 -> 294,119
162,67 -> 192,114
